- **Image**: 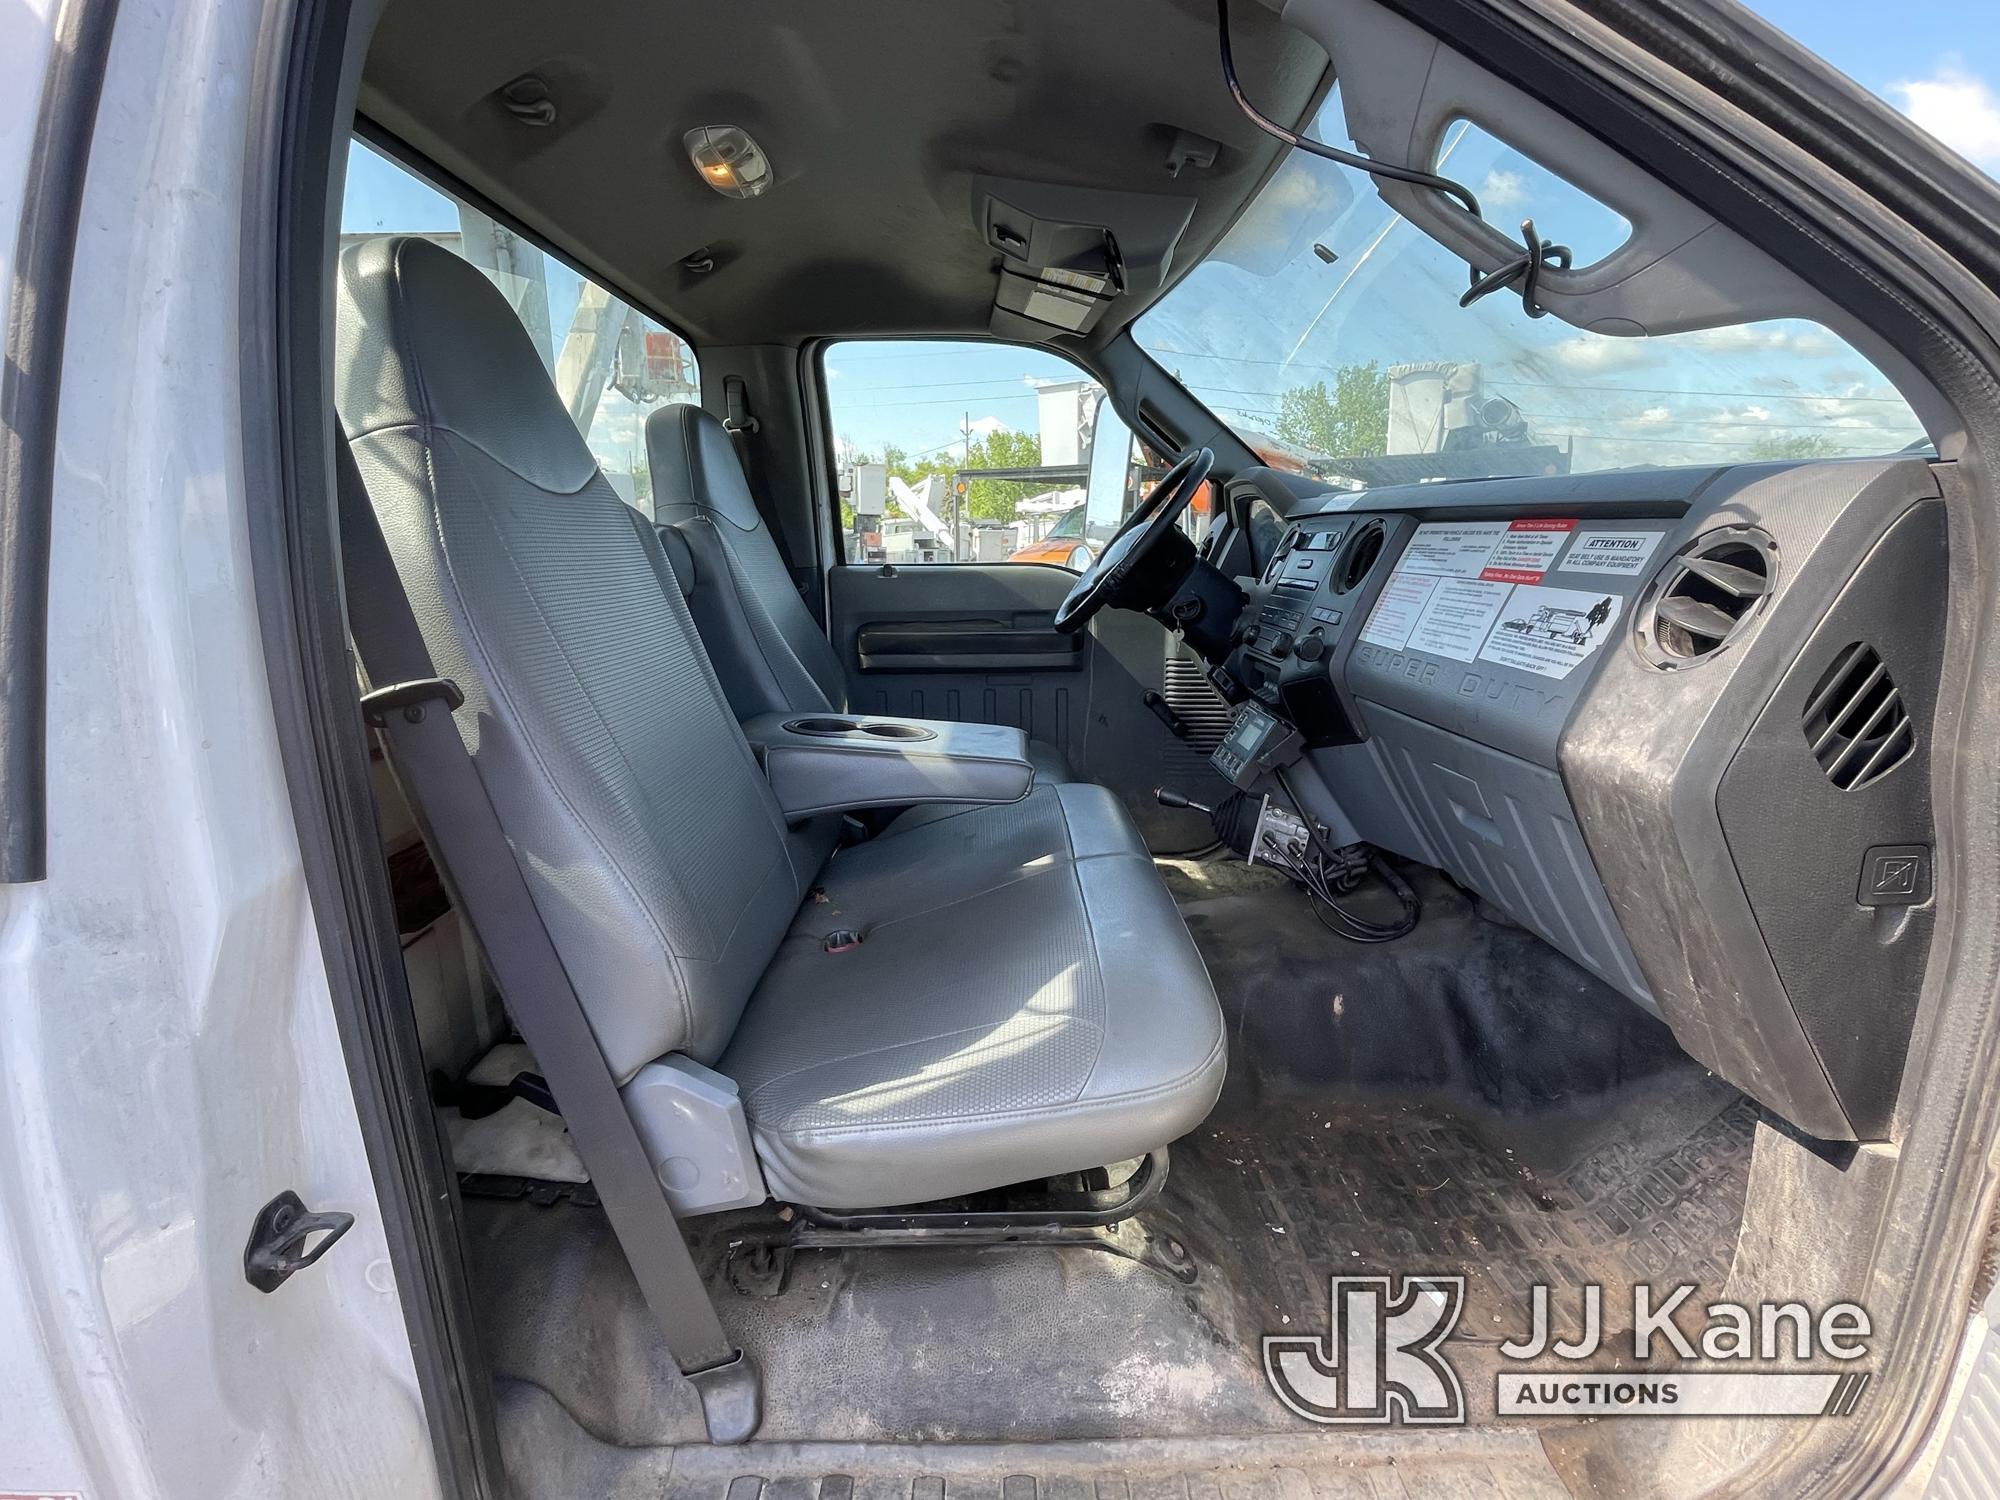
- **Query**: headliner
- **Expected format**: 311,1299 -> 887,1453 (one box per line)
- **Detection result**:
358,0 -> 1328,345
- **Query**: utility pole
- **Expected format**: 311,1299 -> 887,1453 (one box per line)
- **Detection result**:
959,408 -> 971,560
554,285 -> 627,433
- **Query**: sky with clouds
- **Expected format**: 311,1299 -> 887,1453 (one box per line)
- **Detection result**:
1747,0 -> 2000,172
344,3 -> 1997,477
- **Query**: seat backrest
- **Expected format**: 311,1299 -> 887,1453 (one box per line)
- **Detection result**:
335,236 -> 810,1080
646,404 -> 851,719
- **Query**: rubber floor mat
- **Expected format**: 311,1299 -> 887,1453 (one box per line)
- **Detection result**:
495,1379 -> 1574,1499
1156,1073 -> 1756,1421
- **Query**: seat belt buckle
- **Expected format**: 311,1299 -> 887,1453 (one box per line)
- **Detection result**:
361,677 -> 465,727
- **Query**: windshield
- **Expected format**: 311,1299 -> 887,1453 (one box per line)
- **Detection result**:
1045,505 -> 1086,540
1135,92 -> 1926,485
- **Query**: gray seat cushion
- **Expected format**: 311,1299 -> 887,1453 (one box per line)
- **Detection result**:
721,785 -> 1226,1207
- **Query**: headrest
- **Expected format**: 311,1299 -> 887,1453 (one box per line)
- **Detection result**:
334,236 -> 598,493
646,404 -> 765,534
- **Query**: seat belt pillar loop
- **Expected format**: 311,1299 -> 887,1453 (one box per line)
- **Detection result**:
723,375 -> 760,437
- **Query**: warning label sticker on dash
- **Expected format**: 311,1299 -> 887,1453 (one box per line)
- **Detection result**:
1481,518 -> 1575,583
1558,527 -> 1665,575
1477,583 -> 1622,679
1360,519 -> 1579,660
1359,572 -> 1440,650
1359,519 -> 1622,677
1408,577 -> 1514,661
1396,522 -> 1510,579
1374,518 -> 1577,588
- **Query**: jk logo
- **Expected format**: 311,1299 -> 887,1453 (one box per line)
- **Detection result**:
1264,1275 -> 1467,1425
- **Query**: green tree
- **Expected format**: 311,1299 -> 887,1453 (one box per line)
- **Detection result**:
959,429 -> 1044,521
1274,363 -> 1391,459
1748,432 -> 1843,461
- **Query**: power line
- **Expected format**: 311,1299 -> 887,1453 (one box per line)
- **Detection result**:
830,375 -> 1041,394
843,391 -> 1039,412
1155,346 -> 1914,406
1485,377 -> 1913,405
1206,404 -> 1911,454
1522,431 -> 1888,450
1170,378 -> 1920,423
830,346 -> 1080,368
1511,408 -> 1920,434
831,347 -> 1011,363
846,428 -> 1030,464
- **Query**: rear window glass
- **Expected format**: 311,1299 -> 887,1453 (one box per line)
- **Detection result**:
340,139 -> 700,515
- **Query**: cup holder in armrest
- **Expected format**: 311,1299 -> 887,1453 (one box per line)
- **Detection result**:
782,716 -> 937,743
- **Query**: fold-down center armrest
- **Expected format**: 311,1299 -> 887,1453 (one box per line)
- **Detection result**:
740,712 -> 1034,819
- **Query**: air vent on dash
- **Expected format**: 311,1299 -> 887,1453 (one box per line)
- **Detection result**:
1802,642 -> 1915,791
1636,528 -> 1775,666
1335,520 -> 1385,594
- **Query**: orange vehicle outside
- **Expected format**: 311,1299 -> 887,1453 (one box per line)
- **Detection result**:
1006,479 -> 1223,567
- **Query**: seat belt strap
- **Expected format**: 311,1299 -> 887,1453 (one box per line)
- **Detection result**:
334,436 -> 761,1444
721,375 -> 816,605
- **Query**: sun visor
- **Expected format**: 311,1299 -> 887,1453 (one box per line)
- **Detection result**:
974,176 -> 1195,341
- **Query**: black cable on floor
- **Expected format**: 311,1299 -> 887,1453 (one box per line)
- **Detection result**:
1268,767 -> 1422,942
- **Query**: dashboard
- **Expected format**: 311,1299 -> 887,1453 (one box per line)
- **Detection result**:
1195,458 -> 1950,1146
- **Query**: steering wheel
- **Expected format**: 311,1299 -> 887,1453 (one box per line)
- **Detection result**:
1053,446 -> 1214,634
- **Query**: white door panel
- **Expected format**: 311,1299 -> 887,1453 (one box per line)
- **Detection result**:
0,0 -> 439,1493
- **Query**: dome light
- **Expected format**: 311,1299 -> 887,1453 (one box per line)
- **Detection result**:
683,125 -> 771,199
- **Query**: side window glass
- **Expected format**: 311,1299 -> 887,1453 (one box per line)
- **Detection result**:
1139,436 -> 1217,549
1082,402 -> 1137,560
1245,498 -> 1286,572
339,139 -> 699,516
825,339 -> 1138,569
